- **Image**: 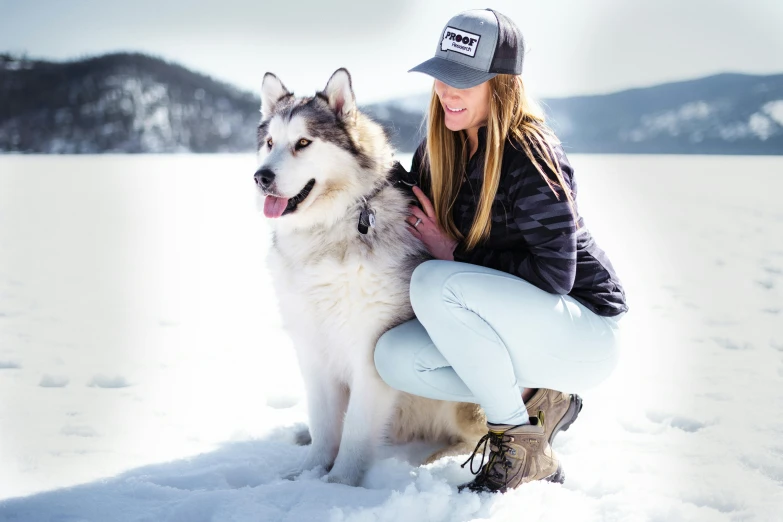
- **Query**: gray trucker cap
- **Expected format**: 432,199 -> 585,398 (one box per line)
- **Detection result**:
408,8 -> 525,89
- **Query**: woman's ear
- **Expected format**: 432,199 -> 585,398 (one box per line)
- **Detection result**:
261,73 -> 292,120
322,68 -> 356,121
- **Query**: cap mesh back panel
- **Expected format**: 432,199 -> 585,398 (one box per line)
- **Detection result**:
488,9 -> 524,74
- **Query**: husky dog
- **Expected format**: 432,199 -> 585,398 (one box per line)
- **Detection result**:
255,68 -> 486,487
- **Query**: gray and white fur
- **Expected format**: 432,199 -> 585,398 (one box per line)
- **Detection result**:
255,68 -> 486,487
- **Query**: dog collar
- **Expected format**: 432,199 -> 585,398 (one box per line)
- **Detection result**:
357,161 -> 416,235
357,194 -> 377,234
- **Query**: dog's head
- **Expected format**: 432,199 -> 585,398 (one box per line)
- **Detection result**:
254,68 -> 391,230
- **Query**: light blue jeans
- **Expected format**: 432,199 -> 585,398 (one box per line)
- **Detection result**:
374,260 -> 623,425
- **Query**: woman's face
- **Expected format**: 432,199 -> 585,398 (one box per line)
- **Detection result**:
433,79 -> 491,133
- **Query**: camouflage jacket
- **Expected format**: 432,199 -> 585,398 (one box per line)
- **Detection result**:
408,127 -> 628,318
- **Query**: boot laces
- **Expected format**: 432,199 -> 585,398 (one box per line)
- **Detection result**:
460,428 -> 517,488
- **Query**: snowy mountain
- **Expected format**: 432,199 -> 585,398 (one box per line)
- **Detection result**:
542,73 -> 783,154
0,53 -> 259,153
361,93 -> 432,153
1,52 -> 782,154
366,73 -> 783,155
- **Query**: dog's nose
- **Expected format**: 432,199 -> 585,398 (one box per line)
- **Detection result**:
254,168 -> 275,188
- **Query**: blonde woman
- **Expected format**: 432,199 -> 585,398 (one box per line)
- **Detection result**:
374,8 -> 629,494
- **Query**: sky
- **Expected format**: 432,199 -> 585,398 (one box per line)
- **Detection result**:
1,0 -> 782,104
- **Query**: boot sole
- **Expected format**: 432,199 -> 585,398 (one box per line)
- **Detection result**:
544,462 -> 565,484
457,463 -> 566,493
549,394 -> 583,445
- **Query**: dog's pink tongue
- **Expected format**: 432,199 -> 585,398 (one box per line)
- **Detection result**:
263,195 -> 289,218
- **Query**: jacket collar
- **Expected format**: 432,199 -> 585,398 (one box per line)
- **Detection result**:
477,125 -> 488,144
468,125 -> 488,165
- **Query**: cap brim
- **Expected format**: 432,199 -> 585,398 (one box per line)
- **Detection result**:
408,57 -> 497,89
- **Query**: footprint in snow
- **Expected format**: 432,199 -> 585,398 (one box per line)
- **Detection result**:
646,410 -> 707,433
39,374 -> 69,388
711,337 -> 753,351
88,374 -> 132,388
755,278 -> 775,289
61,424 -> 98,437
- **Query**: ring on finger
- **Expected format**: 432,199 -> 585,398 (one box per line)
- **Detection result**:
413,218 -> 422,228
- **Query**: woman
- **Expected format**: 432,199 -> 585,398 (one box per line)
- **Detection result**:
373,8 -> 629,494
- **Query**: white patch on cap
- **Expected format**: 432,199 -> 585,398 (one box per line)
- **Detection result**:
440,26 -> 481,57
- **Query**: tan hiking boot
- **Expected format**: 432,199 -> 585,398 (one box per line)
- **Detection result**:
457,415 -> 564,493
525,389 -> 583,446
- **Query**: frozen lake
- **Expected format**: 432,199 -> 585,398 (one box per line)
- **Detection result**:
0,153 -> 782,521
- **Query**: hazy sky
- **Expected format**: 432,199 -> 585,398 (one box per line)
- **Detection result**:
1,0 -> 782,103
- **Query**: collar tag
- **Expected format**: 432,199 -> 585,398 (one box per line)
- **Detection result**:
358,207 -> 376,234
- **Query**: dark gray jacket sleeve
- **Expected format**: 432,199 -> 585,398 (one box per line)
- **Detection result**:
452,147 -> 578,295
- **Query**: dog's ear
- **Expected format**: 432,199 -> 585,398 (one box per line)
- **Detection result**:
322,68 -> 356,120
261,73 -> 292,120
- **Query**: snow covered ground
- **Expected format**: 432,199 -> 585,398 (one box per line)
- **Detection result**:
0,153 -> 781,521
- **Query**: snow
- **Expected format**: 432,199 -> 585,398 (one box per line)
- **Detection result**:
1,153 -> 782,521
718,122 -> 751,141
628,100 -> 783,144
0,73 -> 253,154
632,101 -> 715,140
748,113 -> 776,140
38,374 -> 69,388
762,100 -> 783,127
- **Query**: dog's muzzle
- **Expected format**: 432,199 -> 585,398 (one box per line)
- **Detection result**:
254,168 -> 275,190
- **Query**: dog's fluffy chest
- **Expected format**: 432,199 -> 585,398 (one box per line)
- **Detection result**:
267,232 -> 413,375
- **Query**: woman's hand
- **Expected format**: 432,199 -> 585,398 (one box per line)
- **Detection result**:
406,185 -> 459,260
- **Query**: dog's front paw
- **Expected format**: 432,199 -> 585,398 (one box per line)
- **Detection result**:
282,451 -> 334,480
282,462 -> 330,481
323,465 -> 363,487
324,471 -> 360,487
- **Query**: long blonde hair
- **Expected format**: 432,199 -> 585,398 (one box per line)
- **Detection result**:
422,74 -> 579,251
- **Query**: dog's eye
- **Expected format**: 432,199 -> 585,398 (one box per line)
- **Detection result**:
295,138 -> 312,150
266,137 -> 273,148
